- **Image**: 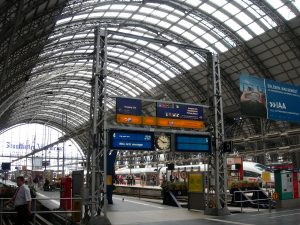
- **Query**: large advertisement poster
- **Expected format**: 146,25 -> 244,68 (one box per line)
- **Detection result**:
240,74 -> 267,118
240,74 -> 300,123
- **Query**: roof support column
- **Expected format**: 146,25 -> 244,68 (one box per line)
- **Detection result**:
205,53 -> 230,216
84,27 -> 108,221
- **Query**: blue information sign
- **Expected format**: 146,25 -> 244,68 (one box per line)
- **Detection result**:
265,79 -> 300,122
116,97 -> 142,116
110,130 -> 154,151
175,134 -> 211,152
156,102 -> 203,120
240,74 -> 300,123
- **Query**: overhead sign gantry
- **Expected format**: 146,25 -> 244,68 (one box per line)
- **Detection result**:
85,27 -> 229,223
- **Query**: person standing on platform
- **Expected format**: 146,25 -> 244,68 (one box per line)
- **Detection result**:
6,176 -> 32,225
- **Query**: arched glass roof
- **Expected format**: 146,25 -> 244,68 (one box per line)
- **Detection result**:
0,0 -> 299,152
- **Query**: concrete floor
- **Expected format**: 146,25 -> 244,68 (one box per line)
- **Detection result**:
108,195 -> 300,225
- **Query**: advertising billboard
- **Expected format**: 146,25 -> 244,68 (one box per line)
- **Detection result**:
175,134 -> 211,153
240,74 -> 300,123
109,130 -> 154,151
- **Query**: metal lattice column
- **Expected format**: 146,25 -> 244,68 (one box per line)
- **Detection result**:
85,27 -> 108,220
205,53 -> 229,216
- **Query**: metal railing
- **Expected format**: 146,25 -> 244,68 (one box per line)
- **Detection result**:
233,190 -> 272,213
0,197 -> 82,225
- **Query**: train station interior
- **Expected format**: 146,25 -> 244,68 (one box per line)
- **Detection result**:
0,0 -> 300,224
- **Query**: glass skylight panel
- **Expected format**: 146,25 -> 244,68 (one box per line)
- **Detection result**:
193,39 -> 208,48
199,3 -> 216,14
56,17 -> 72,25
185,0 -> 202,7
224,19 -> 241,31
132,14 -> 146,21
173,9 -> 185,17
147,17 -> 160,25
236,12 -> 253,25
246,6 -> 262,19
167,14 -> 180,23
148,43 -> 160,51
237,29 -> 252,41
168,54 -> 181,63
190,26 -> 205,36
277,6 -> 296,20
202,33 -> 217,44
212,10 -> 229,21
125,5 -> 139,12
146,79 -> 156,87
73,14 -> 88,21
162,69 -> 175,78
104,12 -> 119,17
209,0 -> 227,7
215,42 -> 228,52
223,3 -> 240,15
293,1 -> 300,11
170,25 -> 185,35
152,10 -> 168,18
155,63 -> 167,72
178,20 -> 193,29
179,61 -> 192,70
158,48 -> 171,57
157,21 -> 171,29
109,4 -> 126,10
139,62 -> 150,69
118,12 -> 132,19
88,12 -> 104,18
248,23 -> 265,35
176,50 -> 190,60
233,0 -> 248,8
59,36 -> 74,41
136,40 -> 148,46
94,5 -> 110,10
265,0 -> 284,9
157,72 -> 169,81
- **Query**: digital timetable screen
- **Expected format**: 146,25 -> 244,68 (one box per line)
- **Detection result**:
175,134 -> 211,153
109,130 -> 154,151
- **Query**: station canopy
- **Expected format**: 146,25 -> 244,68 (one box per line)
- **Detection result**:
0,0 -> 300,153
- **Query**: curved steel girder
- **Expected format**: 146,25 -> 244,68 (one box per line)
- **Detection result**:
31,50 -> 181,101
5,104 -> 87,126
12,98 -> 90,120
145,0 -> 278,86
28,76 -> 133,99
42,22 -> 215,102
5,107 -> 84,129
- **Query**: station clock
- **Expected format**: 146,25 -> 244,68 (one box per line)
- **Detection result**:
155,134 -> 171,150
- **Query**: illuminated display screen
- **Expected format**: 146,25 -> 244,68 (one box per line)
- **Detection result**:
175,134 -> 211,153
110,130 -> 154,151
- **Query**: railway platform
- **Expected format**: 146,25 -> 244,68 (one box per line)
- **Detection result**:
108,195 -> 300,225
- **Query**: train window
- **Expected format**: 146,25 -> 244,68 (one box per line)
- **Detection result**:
244,170 -> 259,177
254,163 -> 267,171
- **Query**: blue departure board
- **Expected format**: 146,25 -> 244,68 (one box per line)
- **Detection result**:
110,130 -> 154,151
175,134 -> 211,153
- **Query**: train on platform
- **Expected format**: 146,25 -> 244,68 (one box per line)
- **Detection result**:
115,161 -> 274,187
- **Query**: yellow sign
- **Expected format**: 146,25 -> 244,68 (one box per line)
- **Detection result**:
188,173 -> 203,193
272,192 -> 279,200
262,171 -> 271,182
107,175 -> 113,185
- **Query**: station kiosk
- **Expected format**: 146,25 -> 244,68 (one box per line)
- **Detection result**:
275,170 -> 293,200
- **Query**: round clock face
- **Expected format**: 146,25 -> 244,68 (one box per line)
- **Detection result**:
156,135 -> 170,150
